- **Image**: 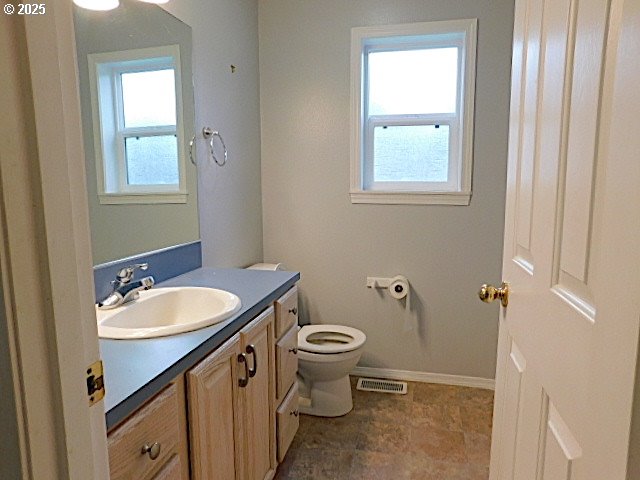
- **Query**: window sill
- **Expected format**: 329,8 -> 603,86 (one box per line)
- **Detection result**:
349,190 -> 471,205
98,193 -> 188,205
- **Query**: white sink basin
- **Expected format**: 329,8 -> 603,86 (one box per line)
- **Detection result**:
96,287 -> 242,339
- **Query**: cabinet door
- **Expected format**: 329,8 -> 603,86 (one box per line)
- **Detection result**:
187,335 -> 244,480
240,306 -> 277,480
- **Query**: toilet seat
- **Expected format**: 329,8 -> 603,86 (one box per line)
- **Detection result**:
298,325 -> 366,354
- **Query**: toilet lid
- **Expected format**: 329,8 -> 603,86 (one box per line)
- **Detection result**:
298,325 -> 366,354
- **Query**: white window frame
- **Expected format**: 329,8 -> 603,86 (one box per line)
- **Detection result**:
350,19 -> 477,205
88,45 -> 188,205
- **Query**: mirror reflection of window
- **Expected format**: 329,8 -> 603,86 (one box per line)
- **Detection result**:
74,0 -> 199,265
121,69 -> 176,127
120,69 -> 179,186
88,45 -> 187,204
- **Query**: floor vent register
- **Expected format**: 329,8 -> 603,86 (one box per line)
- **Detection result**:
356,377 -> 408,395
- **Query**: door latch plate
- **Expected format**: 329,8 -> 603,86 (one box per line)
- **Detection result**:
86,360 -> 105,406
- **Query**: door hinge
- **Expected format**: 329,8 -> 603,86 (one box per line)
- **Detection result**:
86,360 -> 105,406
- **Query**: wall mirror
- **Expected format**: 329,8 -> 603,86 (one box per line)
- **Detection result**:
74,0 -> 199,265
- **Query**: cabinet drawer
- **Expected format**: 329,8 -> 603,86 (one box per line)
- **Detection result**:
276,383 -> 299,463
275,286 -> 298,338
151,455 -> 182,480
108,384 -> 182,480
276,324 -> 298,401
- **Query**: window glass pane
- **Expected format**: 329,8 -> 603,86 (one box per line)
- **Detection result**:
121,69 -> 176,128
368,48 -> 458,115
373,124 -> 449,182
125,135 -> 179,185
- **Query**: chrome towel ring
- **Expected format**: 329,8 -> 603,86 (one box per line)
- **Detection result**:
203,127 -> 228,166
188,134 -> 196,165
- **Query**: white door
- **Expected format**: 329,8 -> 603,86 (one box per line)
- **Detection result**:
488,0 -> 640,478
1,4 -> 109,479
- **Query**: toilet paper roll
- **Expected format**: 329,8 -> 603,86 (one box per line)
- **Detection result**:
388,275 -> 414,332
388,275 -> 409,300
246,263 -> 285,271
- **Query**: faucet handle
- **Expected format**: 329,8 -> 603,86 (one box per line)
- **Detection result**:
116,263 -> 148,283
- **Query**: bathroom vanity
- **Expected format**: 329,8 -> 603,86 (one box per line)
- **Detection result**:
100,267 -> 300,480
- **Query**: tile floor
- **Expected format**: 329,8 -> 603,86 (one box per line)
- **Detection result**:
275,378 -> 494,480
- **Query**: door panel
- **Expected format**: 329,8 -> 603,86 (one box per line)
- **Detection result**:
559,0 -> 608,290
540,404 -> 582,479
494,339 -> 526,479
490,0 -> 640,478
553,0 -> 609,318
514,0 -> 543,272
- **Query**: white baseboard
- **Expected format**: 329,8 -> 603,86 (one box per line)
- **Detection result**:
350,366 -> 495,390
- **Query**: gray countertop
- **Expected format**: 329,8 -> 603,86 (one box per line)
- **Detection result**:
100,267 -> 300,430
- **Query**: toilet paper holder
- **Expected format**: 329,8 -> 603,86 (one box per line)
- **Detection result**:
367,276 -> 412,331
366,276 -> 409,297
367,277 -> 394,289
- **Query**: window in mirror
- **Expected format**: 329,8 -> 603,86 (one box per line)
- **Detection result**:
88,45 -> 187,204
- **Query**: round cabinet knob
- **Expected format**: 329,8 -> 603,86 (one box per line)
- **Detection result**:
141,442 -> 161,460
288,348 -> 298,354
290,409 -> 299,417
288,307 -> 298,315
478,282 -> 510,307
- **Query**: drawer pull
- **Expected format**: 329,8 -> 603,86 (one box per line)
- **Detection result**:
238,353 -> 249,387
288,348 -> 298,355
290,409 -> 299,417
288,307 -> 298,315
141,442 -> 161,460
246,344 -> 258,378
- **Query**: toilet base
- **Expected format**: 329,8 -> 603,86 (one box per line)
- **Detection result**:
298,375 -> 353,417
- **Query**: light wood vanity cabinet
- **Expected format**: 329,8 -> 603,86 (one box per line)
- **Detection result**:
276,382 -> 299,463
107,286 -> 300,480
239,307 -> 278,479
186,334 -> 242,480
151,455 -> 184,480
273,287 -> 300,462
274,285 -> 298,338
188,306 -> 276,480
276,321 -> 298,402
107,380 -> 189,480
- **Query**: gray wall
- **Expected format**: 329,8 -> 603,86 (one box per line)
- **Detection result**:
162,0 -> 264,268
75,1 -> 200,265
259,0 -> 514,379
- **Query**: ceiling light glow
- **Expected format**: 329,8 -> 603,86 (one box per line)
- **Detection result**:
73,0 -> 120,11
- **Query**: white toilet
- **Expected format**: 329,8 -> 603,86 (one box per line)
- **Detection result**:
297,324 -> 366,417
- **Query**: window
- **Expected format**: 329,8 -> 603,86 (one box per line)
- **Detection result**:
88,45 -> 187,204
350,20 -> 477,205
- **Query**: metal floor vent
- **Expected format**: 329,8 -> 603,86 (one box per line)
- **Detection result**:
356,378 -> 408,395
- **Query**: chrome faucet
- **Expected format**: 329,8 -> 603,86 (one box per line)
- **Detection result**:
97,263 -> 155,310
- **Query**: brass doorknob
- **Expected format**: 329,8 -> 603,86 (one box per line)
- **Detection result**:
478,282 -> 509,307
